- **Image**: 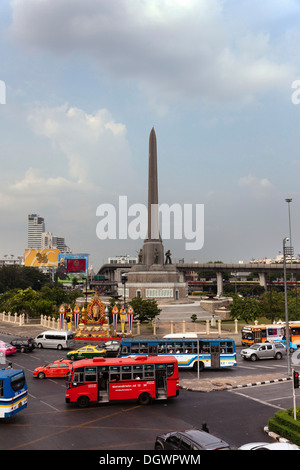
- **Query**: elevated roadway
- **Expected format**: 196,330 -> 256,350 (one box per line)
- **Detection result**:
98,262 -> 300,295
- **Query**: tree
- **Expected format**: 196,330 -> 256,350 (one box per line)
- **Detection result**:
0,265 -> 49,292
129,297 -> 161,323
0,285 -> 81,318
229,295 -> 262,323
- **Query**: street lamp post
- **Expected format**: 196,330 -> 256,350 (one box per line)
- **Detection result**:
285,198 -> 293,249
121,273 -> 128,308
283,237 -> 294,376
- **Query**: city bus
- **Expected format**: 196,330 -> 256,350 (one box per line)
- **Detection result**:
119,338 -> 237,371
0,368 -> 28,418
65,355 -> 179,407
241,323 -> 300,348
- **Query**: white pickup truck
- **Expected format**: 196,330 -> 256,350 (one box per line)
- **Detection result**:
240,342 -> 287,361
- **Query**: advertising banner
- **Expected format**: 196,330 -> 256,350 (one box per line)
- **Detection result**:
24,249 -> 59,267
58,253 -> 88,276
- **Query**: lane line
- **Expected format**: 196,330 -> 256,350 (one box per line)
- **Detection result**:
230,390 -> 285,410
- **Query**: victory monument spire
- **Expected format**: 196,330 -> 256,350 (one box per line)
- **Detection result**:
143,128 -> 164,266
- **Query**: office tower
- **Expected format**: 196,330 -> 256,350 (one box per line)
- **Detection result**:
27,214 -> 45,249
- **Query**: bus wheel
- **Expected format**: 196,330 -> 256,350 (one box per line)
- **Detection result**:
250,354 -> 257,361
138,393 -> 151,405
193,361 -> 204,372
77,396 -> 90,408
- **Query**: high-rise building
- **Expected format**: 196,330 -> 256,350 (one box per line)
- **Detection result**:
27,214 -> 45,249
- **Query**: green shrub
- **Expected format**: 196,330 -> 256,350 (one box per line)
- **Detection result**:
268,408 -> 300,446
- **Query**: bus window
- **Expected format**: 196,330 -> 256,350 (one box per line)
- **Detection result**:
158,343 -> 166,353
73,367 -> 84,384
166,364 -> 174,377
149,345 -> 158,355
110,366 -> 120,381
226,341 -> 233,353
121,365 -> 132,380
131,343 -> 140,354
133,365 -> 143,379
175,343 -> 183,353
184,342 -> 194,353
201,342 -> 210,354
144,364 -> 155,378
85,367 -> 97,382
11,372 -> 26,392
121,345 -> 129,355
140,343 -> 149,354
166,342 -> 175,353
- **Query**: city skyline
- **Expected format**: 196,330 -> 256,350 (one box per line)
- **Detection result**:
0,1 -> 300,270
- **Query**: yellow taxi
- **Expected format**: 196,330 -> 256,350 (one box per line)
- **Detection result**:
67,344 -> 106,361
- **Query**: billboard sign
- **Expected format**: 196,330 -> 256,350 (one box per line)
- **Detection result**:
58,253 -> 88,276
24,249 -> 59,267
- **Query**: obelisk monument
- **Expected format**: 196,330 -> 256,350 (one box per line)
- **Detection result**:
125,128 -> 187,301
142,128 -> 164,266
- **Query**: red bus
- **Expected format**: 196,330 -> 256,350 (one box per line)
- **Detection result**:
65,355 -> 179,407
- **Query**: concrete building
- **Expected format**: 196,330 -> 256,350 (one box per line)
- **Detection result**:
108,255 -> 138,265
27,214 -> 45,249
0,254 -> 24,267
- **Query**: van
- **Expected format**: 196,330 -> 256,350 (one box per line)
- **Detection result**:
34,331 -> 75,350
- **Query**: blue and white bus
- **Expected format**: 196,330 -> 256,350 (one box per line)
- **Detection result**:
119,338 -> 237,371
0,368 -> 28,418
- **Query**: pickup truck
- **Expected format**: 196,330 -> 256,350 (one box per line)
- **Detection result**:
240,342 -> 287,361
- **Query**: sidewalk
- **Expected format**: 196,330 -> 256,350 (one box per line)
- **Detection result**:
0,321 -> 46,338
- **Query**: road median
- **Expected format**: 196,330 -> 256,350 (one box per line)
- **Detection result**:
180,373 -> 292,392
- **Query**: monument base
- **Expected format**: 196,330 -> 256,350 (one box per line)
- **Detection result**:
125,264 -> 187,301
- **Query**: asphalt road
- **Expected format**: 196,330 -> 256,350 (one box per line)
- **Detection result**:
0,333 -> 295,453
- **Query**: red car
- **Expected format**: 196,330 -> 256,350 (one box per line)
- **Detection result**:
0,341 -> 17,356
33,359 -> 73,379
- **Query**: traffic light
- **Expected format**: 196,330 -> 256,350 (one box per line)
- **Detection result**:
293,370 -> 300,389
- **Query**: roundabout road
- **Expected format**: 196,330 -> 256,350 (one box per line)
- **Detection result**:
0,337 -> 289,451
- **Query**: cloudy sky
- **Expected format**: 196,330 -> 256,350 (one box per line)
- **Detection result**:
1,0 -> 300,270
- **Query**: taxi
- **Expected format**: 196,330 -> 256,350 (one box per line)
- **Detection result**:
33,359 -> 72,379
66,344 -> 107,361
0,341 -> 16,356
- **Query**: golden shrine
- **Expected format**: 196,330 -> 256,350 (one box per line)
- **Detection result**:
74,295 -> 134,341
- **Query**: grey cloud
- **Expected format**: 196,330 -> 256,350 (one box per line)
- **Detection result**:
9,0 -> 295,106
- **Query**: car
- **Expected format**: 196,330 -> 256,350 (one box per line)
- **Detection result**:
273,339 -> 298,352
10,337 -> 36,353
33,359 -> 73,379
240,342 -> 286,361
66,344 -> 107,360
154,429 -> 231,450
0,341 -> 16,357
239,442 -> 300,450
102,340 -> 120,357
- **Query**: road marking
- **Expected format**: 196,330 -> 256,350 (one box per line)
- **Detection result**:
230,390 -> 284,410
40,401 -> 60,411
237,365 -> 257,370
8,404 -> 141,450
251,364 -> 276,369
268,395 -> 293,402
